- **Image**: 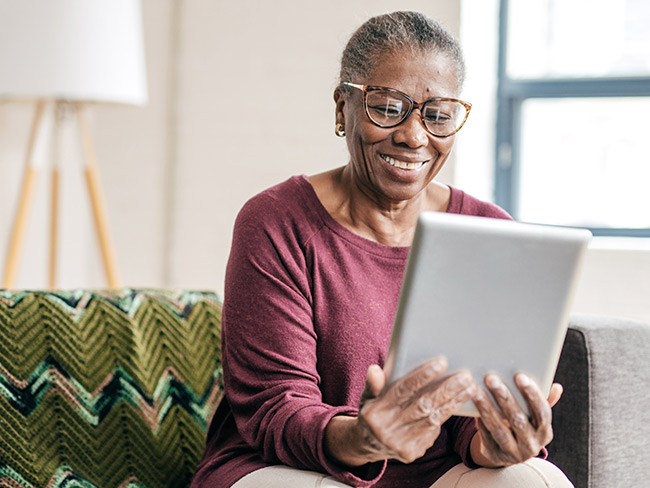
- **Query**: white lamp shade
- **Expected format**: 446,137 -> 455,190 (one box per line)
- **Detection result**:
0,0 -> 148,105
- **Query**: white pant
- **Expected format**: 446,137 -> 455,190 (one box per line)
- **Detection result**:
231,458 -> 574,487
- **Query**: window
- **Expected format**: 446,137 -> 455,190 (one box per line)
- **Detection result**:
495,0 -> 650,236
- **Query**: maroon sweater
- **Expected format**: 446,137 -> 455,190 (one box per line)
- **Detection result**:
192,176 -> 512,488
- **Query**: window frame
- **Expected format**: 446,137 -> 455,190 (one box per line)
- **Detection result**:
495,0 -> 650,237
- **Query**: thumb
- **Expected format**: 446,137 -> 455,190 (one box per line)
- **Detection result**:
360,364 -> 386,405
548,382 -> 563,408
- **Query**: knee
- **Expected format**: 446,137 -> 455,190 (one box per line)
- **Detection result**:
520,458 -> 574,487
442,458 -> 574,488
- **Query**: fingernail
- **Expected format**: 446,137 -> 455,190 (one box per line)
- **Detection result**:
474,388 -> 487,403
486,374 -> 500,389
458,374 -> 472,386
486,375 -> 508,398
432,357 -> 447,373
517,374 -> 531,387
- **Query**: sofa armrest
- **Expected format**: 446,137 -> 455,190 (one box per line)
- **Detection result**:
549,314 -> 650,488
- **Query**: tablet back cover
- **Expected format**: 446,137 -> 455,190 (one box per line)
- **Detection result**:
385,212 -> 590,416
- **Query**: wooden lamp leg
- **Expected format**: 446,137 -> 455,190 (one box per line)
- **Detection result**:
48,102 -> 66,289
2,101 -> 46,289
74,102 -> 122,288
48,166 -> 60,289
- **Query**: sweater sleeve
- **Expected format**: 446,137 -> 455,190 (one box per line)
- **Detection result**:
445,416 -> 478,467
221,195 -> 385,486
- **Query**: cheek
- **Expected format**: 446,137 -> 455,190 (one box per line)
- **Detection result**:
431,137 -> 455,159
421,138 -> 455,177
347,121 -> 388,155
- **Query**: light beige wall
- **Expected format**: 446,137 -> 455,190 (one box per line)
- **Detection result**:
167,0 -> 460,292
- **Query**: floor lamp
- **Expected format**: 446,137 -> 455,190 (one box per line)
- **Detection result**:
0,0 -> 148,289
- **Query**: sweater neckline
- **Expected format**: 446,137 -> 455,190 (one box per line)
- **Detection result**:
293,175 -> 460,260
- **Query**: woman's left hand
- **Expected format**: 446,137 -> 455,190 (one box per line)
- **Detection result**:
469,373 -> 562,467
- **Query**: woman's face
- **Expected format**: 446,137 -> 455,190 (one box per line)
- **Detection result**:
336,49 -> 461,205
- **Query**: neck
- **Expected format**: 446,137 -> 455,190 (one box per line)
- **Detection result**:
334,166 -> 429,247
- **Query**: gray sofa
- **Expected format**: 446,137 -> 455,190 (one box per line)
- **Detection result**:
549,314 -> 650,487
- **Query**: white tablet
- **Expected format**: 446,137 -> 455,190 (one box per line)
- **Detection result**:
384,212 -> 591,417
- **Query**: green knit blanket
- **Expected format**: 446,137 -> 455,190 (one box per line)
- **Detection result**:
0,289 -> 223,488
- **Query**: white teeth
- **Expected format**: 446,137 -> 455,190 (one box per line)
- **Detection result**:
381,154 -> 425,170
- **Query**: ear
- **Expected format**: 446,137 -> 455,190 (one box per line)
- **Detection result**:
333,86 -> 346,125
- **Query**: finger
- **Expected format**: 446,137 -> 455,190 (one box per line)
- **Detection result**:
548,383 -> 563,408
388,358 -> 448,405
360,365 -> 385,405
485,375 -> 534,443
475,417 -> 512,465
427,378 -> 477,427
473,380 -> 518,454
367,365 -> 386,397
514,374 -> 553,432
413,372 -> 476,426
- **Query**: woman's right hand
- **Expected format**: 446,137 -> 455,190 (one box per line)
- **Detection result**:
324,358 -> 477,466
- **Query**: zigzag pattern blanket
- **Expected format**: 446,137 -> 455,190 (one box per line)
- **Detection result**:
0,289 -> 222,488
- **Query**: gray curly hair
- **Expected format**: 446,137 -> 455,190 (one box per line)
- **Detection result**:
339,11 -> 465,90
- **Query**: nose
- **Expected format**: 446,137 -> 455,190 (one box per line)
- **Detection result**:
392,109 -> 429,148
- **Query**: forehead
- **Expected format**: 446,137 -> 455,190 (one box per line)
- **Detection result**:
365,49 -> 460,100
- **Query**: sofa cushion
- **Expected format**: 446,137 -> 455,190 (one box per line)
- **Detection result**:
0,289 -> 222,488
548,326 -> 590,486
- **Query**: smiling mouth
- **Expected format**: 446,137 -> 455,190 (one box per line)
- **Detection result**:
380,154 -> 427,170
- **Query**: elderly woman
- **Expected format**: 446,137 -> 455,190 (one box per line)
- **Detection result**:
191,11 -> 573,488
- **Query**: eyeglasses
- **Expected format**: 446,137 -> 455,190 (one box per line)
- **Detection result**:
341,82 -> 471,137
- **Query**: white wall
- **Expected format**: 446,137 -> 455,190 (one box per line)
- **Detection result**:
1,0 -> 648,324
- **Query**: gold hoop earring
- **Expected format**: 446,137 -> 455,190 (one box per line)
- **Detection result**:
335,123 -> 345,137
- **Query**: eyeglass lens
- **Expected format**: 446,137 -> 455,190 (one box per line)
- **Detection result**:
365,90 -> 467,136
